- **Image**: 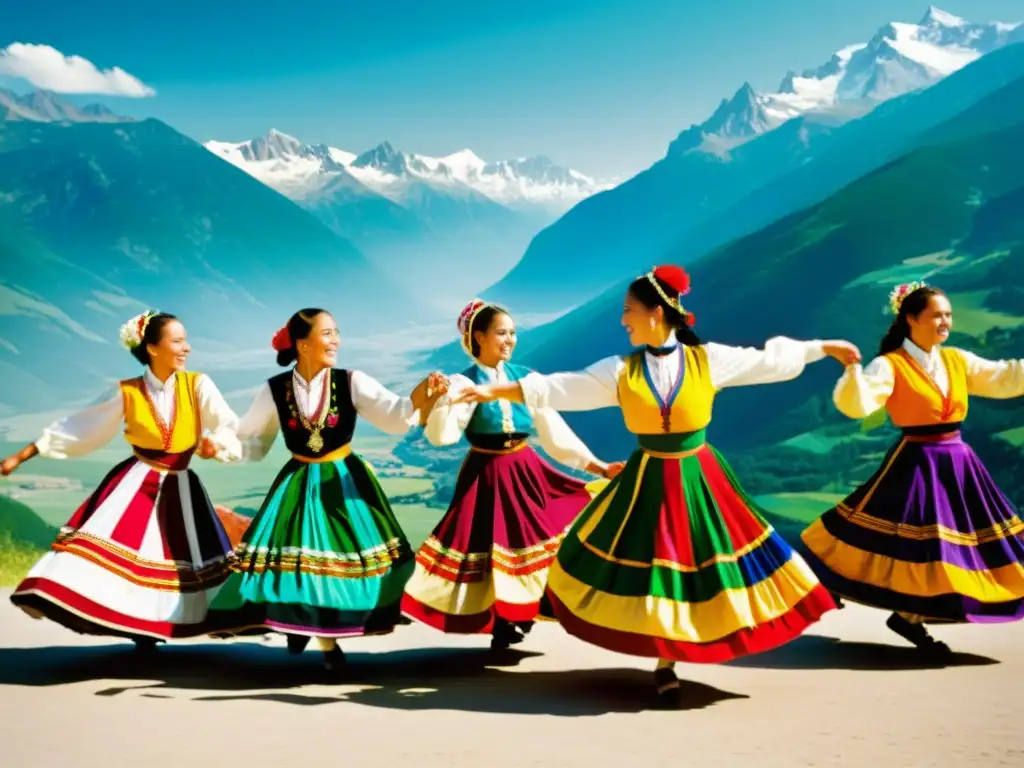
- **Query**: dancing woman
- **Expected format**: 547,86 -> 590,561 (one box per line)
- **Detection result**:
801,283 -> 1024,656
208,308 -> 445,671
4,311 -> 245,648
450,265 -> 860,700
401,300 -> 622,649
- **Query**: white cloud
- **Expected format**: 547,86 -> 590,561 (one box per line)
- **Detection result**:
0,42 -> 155,97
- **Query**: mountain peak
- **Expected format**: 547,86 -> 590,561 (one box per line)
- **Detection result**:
0,88 -> 133,123
352,141 -> 408,174
920,6 -> 966,28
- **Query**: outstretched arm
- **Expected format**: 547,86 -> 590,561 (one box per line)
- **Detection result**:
532,407 -> 613,476
706,337 -> 861,389
350,370 -> 423,435
960,350 -> 1024,399
832,357 -> 895,420
234,384 -> 280,463
195,375 -> 244,461
423,374 -> 474,446
2,387 -> 125,476
451,356 -> 623,412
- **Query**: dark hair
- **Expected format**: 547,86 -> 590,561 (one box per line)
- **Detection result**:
878,286 -> 946,355
469,305 -> 511,359
277,308 -> 329,366
627,276 -> 702,346
130,313 -> 180,366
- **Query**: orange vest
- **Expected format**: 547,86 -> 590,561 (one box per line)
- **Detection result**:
617,345 -> 716,434
120,371 -> 203,453
883,348 -> 968,427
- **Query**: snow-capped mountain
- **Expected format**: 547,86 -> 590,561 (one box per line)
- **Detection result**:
0,88 -> 131,123
205,131 -> 607,214
671,6 -> 1021,155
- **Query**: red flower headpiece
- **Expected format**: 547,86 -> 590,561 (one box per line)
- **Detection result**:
271,325 -> 292,352
457,298 -> 490,358
644,265 -> 695,326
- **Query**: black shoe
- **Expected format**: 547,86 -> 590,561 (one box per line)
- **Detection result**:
286,634 -> 311,655
886,613 -> 953,658
490,619 -> 526,650
133,637 -> 159,654
653,667 -> 681,704
323,647 -> 347,673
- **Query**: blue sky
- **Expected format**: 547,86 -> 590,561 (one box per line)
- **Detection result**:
1,1 -> 1021,177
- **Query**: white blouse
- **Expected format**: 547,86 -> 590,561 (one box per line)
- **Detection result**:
517,334 -> 827,412
833,338 -> 1024,419
427,362 -> 597,471
234,367 -> 420,462
34,368 -> 241,461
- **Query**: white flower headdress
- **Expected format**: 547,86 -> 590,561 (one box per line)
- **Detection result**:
119,310 -> 159,351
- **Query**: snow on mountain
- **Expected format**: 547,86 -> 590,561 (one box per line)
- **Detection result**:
671,7 -> 1021,155
204,131 -> 607,214
0,88 -> 132,123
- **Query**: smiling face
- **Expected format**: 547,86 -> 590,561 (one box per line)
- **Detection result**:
907,294 -> 953,350
621,290 -> 665,347
146,319 -> 190,375
297,312 -> 340,368
473,311 -> 516,365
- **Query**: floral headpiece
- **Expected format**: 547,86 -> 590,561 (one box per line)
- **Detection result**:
271,325 -> 292,352
643,265 -> 696,326
118,310 -> 159,351
886,280 -> 927,315
457,298 -> 489,358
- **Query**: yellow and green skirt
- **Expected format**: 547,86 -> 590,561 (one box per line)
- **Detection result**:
544,430 -> 836,663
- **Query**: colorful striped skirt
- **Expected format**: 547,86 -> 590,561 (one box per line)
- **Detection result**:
209,447 -> 414,638
401,440 -> 594,633
10,452 -> 243,639
544,430 -> 835,663
801,426 -> 1024,622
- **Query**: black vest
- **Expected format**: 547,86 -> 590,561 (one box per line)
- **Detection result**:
267,368 -> 357,457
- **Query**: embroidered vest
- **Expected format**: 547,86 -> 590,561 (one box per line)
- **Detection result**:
464,362 -> 535,437
883,348 -> 968,428
268,368 -> 357,457
120,371 -> 202,454
617,345 -> 715,435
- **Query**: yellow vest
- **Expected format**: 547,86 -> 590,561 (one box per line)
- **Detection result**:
883,348 -> 968,427
617,345 -> 715,434
120,371 -> 203,453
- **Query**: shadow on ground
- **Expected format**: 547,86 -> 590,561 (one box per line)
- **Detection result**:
725,634 -> 999,671
0,641 -> 747,715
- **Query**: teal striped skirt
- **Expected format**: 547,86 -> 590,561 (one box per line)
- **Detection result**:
209,450 -> 414,637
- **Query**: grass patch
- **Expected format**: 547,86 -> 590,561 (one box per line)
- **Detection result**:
0,531 -> 41,587
755,492 -> 844,525
945,289 -> 1024,336
996,426 -> 1024,448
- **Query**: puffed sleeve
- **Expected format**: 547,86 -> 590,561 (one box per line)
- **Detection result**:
234,383 -> 280,463
958,349 -> 1024,400
424,373 -> 475,446
34,387 -> 124,459
531,407 -> 597,471
705,338 -> 826,389
832,357 -> 895,420
518,356 -> 623,412
194,374 -> 243,461
349,370 -> 420,435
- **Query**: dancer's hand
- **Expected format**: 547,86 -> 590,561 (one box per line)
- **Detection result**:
0,455 -> 20,476
604,461 -> 626,479
425,371 -> 449,398
822,340 -> 861,367
449,385 -> 496,405
197,436 -> 218,460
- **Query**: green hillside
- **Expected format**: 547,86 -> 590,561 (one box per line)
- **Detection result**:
514,83 -> 1024,509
